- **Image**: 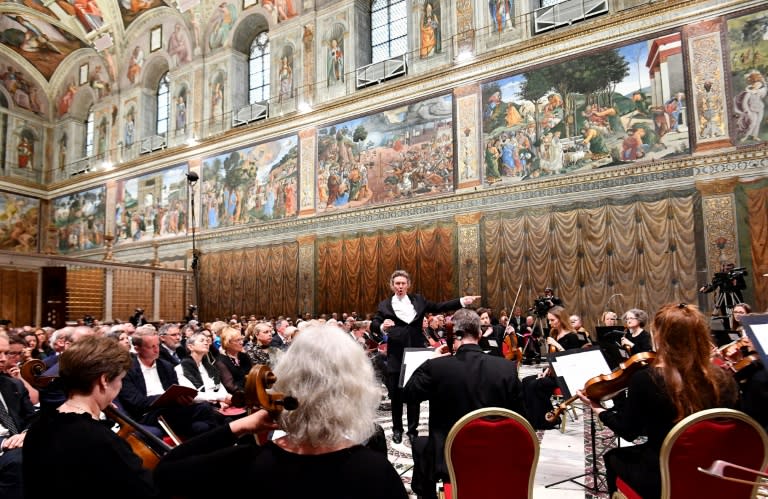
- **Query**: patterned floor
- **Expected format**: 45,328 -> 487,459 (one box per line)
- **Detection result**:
376,363 -> 612,498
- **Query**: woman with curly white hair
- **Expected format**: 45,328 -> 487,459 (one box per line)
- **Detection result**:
155,323 -> 408,499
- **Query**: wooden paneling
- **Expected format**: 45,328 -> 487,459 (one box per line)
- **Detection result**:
0,267 -> 38,327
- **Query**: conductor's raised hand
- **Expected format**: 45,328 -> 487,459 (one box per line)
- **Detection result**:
461,295 -> 481,306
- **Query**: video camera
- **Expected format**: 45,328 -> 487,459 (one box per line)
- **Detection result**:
710,267 -> 748,290
529,297 -> 555,318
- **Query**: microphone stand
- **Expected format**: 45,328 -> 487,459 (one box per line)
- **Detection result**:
187,174 -> 200,316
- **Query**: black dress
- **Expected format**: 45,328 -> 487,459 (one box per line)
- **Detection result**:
23,411 -> 158,499
599,367 -> 737,498
154,425 -> 408,499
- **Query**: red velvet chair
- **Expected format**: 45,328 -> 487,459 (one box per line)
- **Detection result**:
442,407 -> 539,499
616,408 -> 768,499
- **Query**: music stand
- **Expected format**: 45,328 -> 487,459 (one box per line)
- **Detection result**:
595,326 -> 627,371
545,346 -> 612,494
741,314 -> 768,367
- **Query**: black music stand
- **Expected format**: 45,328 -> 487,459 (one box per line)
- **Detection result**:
544,347 -> 612,494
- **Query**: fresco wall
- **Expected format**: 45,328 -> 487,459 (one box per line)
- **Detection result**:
0,191 -> 38,252
316,93 -> 454,212
114,164 -> 189,245
52,186 -> 106,253
201,135 -> 298,230
481,34 -> 690,185
727,10 -> 768,145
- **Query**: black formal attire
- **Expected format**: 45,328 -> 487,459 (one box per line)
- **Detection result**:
509,315 -> 525,334
371,294 -> 463,438
599,366 -> 737,498
217,352 -> 253,394
403,344 -> 526,498
479,324 -> 505,357
0,375 -> 36,499
159,343 -> 187,366
154,424 -> 408,499
270,334 -> 287,350
521,332 -> 582,429
118,357 -> 223,438
23,411 -> 158,499
624,329 -> 653,355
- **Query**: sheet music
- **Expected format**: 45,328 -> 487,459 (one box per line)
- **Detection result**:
549,348 -> 611,398
399,348 -> 434,388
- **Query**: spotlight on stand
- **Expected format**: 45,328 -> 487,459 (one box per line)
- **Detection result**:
186,171 -> 199,183
186,170 -> 200,317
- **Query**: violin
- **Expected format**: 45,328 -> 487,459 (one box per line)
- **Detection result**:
714,336 -> 762,381
444,320 -> 456,355
545,351 -> 656,431
232,365 -> 299,445
19,359 -> 171,470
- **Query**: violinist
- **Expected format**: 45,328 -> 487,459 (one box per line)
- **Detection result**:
521,306 -> 583,429
478,307 -> 504,357
620,308 -> 653,355
578,303 -> 738,499
154,323 -> 408,499
731,302 -> 751,333
22,335 -> 159,499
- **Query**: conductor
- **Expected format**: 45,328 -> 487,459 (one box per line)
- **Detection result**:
371,270 -> 480,445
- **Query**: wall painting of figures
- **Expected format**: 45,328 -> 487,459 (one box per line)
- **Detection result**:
727,9 -> 768,145
0,191 -> 38,252
201,136 -> 298,229
0,14 -> 86,80
481,34 -> 690,185
316,93 -> 454,212
52,186 -> 106,254
114,164 -> 189,245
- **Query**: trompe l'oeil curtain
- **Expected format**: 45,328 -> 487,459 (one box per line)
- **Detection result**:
482,190 -> 699,333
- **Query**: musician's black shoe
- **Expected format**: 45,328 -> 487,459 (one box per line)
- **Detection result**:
392,429 -> 403,444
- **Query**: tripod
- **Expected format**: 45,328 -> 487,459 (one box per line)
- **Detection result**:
713,288 -> 742,331
545,404 -> 609,494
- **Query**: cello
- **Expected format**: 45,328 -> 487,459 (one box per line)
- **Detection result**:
232,364 -> 299,445
544,351 -> 656,432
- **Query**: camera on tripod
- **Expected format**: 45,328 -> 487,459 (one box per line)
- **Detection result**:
710,267 -> 748,291
529,297 -> 554,318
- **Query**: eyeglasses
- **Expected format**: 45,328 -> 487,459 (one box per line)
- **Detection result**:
625,316 -> 638,321
7,351 -> 21,356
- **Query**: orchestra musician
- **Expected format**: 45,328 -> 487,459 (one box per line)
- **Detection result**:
621,308 -> 653,355
370,269 -> 480,445
154,323 -> 408,499
521,306 -> 583,429
403,308 -> 526,499
730,303 -> 751,333
22,335 -> 160,499
578,303 -> 738,499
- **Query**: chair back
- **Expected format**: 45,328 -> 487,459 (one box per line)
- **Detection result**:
444,407 -> 538,499
660,408 -> 768,499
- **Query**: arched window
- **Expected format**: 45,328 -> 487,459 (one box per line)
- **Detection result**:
84,106 -> 95,157
157,72 -> 170,135
249,31 -> 270,104
371,0 -> 407,64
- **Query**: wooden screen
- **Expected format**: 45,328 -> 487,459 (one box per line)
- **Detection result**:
66,267 -> 105,323
0,268 -> 37,327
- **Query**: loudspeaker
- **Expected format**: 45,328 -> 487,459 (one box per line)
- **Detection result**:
42,267 -> 67,329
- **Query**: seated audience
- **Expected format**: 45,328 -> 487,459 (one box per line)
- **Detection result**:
217,327 -> 253,395
0,333 -> 37,499
154,323 -> 408,499
117,327 -> 225,438
175,332 -> 230,405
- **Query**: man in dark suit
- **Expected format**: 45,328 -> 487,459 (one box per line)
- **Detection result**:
158,323 -> 187,366
0,334 -> 37,499
370,269 -> 479,445
270,319 -> 289,350
403,308 -> 526,499
118,328 -> 223,438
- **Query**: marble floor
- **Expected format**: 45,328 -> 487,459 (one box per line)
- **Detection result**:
376,363 -> 611,499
